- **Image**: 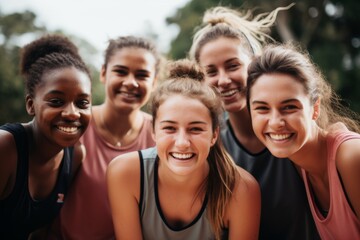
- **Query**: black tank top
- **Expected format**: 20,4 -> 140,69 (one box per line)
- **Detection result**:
221,120 -> 319,240
0,123 -> 73,239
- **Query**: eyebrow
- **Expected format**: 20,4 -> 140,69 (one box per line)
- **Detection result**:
46,90 -> 90,98
159,120 -> 207,125
46,90 -> 65,95
112,65 -> 151,73
204,58 -> 238,68
251,98 -> 300,105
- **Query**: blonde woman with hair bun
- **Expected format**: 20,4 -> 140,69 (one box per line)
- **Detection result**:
190,4 -> 320,240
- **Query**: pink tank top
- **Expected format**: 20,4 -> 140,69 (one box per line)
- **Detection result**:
51,112 -> 155,239
302,131 -> 360,240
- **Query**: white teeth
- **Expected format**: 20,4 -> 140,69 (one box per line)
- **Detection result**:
171,153 -> 193,160
58,126 -> 78,133
221,89 -> 238,97
122,92 -> 138,98
269,133 -> 291,140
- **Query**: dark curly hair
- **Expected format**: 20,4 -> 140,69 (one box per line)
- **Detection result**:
20,34 -> 91,98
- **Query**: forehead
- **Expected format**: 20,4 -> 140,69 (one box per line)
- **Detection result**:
108,47 -> 156,68
199,37 -> 251,65
157,95 -> 211,120
38,67 -> 91,94
250,73 -> 308,101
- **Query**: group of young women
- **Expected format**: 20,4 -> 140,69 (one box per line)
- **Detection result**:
0,3 -> 359,240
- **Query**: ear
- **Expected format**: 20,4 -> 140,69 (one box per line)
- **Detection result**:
312,98 -> 321,120
100,65 -> 106,84
211,127 -> 219,146
25,94 -> 35,116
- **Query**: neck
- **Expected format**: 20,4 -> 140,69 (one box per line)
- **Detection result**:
228,110 -> 265,153
158,162 -> 209,195
291,126 -> 328,177
26,121 -> 63,164
94,105 -> 144,147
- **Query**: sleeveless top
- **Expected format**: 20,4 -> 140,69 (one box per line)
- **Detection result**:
221,120 -> 319,240
302,131 -> 360,239
0,123 -> 73,239
139,147 -> 216,240
52,112 -> 155,240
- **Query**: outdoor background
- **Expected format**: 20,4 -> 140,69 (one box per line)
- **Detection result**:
0,0 -> 359,124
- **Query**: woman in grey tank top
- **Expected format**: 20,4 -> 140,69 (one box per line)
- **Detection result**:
107,59 -> 261,240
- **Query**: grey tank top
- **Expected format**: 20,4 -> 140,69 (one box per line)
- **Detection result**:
139,147 -> 215,240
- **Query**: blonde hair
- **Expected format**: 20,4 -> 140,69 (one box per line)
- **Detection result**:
149,59 -> 238,239
190,4 -> 294,61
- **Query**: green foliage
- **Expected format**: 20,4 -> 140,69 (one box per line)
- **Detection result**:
167,0 -> 360,113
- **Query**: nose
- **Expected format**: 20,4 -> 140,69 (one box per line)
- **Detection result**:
123,75 -> 139,88
175,130 -> 190,148
61,103 -> 80,120
268,110 -> 285,129
217,71 -> 231,87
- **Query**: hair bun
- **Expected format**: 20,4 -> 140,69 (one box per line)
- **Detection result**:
20,34 -> 81,75
167,59 -> 204,82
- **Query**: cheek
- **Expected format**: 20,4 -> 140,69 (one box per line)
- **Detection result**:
250,113 -> 266,133
81,109 -> 92,121
204,77 -> 217,87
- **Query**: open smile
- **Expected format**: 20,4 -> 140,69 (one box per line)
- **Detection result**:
170,152 -> 195,160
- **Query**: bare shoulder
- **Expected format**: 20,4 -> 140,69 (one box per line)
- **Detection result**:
229,166 -> 261,206
108,151 -> 141,177
0,129 -> 18,198
235,166 -> 260,193
71,141 -> 86,174
107,151 -> 141,197
0,129 -> 17,155
336,137 -> 360,170
335,135 -> 360,219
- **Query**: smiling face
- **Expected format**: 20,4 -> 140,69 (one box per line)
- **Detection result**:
101,47 -> 157,112
249,73 -> 318,158
198,37 -> 251,112
27,67 -> 92,147
153,94 -> 218,177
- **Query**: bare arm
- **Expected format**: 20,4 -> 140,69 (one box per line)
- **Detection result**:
106,151 -> 143,240
0,130 -> 17,199
226,167 -> 261,240
336,138 -> 360,221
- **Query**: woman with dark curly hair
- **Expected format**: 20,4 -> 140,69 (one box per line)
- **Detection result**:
0,34 -> 92,239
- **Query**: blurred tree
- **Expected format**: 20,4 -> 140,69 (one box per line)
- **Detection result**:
0,9 -> 102,125
166,0 -> 360,113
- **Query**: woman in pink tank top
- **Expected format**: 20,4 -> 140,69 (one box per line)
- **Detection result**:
49,36 -> 162,239
246,43 -> 360,239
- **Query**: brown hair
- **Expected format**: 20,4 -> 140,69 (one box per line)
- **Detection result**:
103,35 -> 162,76
247,43 -> 360,133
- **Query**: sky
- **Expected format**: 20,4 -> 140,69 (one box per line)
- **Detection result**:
0,0 -> 190,66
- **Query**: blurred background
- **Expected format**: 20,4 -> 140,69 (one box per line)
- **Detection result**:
0,0 -> 359,124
